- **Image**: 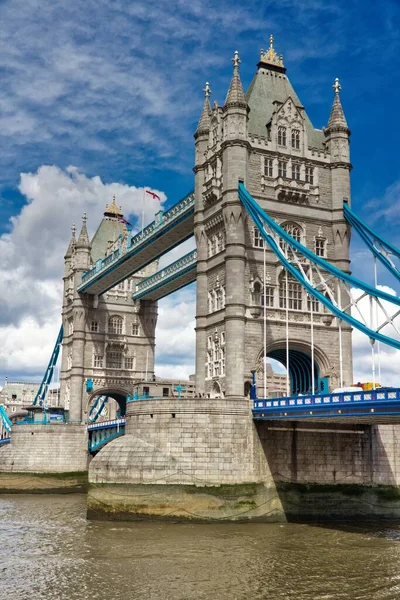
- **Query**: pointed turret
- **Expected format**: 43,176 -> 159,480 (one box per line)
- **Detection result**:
75,213 -> 91,271
324,78 -> 351,215
63,223 -> 76,280
224,51 -> 247,109
76,213 -> 90,248
326,78 -> 349,133
64,224 -> 76,259
195,82 -> 211,137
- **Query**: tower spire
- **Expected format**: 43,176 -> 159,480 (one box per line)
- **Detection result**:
225,50 -> 247,108
64,223 -> 76,258
76,213 -> 90,248
196,82 -> 212,135
327,77 -> 349,132
104,195 -> 123,218
258,34 -> 285,72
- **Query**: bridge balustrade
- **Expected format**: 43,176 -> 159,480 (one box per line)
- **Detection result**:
80,192 -> 195,288
133,249 -> 197,300
253,388 -> 400,420
87,417 -> 126,453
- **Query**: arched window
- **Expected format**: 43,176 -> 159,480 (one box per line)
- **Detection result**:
315,237 -> 326,257
108,315 -> 123,335
279,222 -> 302,254
291,129 -> 300,149
279,273 -> 303,310
278,126 -> 286,146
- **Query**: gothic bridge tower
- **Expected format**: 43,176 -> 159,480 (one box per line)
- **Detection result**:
194,37 -> 352,399
60,198 -> 158,422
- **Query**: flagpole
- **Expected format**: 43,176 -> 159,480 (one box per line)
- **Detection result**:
141,188 -> 145,238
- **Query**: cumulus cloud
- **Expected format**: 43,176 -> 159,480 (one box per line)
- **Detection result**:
0,165 -> 195,381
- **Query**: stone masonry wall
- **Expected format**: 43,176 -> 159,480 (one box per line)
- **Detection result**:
256,421 -> 400,486
0,424 -> 88,473
89,398 -> 265,485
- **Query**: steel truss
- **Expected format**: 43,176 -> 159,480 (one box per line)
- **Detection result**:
344,202 -> 400,284
33,325 -> 64,406
238,183 -> 400,350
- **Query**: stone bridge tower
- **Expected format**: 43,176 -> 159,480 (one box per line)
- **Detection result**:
60,198 -> 158,421
194,37 -> 352,399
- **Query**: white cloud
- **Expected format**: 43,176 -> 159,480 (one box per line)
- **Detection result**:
0,165 -> 195,381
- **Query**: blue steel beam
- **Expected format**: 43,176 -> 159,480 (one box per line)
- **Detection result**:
132,250 -> 197,301
343,202 -> 400,283
78,191 -> 195,296
33,325 -> 63,407
253,388 -> 400,422
238,183 -> 400,351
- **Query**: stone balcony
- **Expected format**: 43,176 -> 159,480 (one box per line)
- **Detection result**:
203,177 -> 222,207
272,177 -> 320,205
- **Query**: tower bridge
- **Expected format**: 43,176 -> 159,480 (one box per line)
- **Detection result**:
3,37 -> 400,521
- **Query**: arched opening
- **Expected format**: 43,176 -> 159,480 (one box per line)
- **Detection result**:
210,381 -> 223,399
86,389 -> 129,422
267,348 -> 319,395
255,342 -> 328,397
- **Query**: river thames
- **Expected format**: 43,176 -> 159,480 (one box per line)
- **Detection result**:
1,494 -> 400,600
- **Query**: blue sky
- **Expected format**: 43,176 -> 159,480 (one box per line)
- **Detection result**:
1,0 -> 400,384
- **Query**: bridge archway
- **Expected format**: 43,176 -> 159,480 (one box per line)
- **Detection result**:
256,340 -> 330,396
85,387 -> 130,421
210,381 -> 223,399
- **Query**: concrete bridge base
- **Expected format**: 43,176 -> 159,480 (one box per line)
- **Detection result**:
0,423 -> 88,474
88,398 -> 400,521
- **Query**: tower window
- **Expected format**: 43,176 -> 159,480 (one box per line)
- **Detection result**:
106,349 -> 123,369
292,164 -> 301,181
315,237 -> 326,257
264,157 -> 273,178
291,129 -> 300,149
93,355 -> 103,368
253,227 -> 265,248
262,286 -> 275,308
278,161 -> 287,178
278,126 -> 287,146
108,315 -> 123,335
305,167 -> 314,185
279,274 -> 303,310
131,322 -> 140,336
90,321 -> 98,333
124,357 -> 134,370
307,296 -> 320,313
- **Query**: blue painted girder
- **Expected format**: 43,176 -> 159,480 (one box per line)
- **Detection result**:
253,388 -> 400,421
238,182 -> 400,351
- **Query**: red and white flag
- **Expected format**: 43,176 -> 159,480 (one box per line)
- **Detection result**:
145,189 -> 161,201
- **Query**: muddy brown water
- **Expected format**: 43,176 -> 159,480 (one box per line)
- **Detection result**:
1,494 -> 400,600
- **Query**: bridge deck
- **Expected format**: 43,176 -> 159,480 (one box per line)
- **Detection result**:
253,388 -> 400,424
132,250 -> 196,301
78,192 -> 194,295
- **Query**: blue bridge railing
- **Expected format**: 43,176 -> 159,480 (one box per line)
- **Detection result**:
132,249 -> 197,299
80,191 -> 194,287
253,388 -> 400,419
87,418 -> 126,453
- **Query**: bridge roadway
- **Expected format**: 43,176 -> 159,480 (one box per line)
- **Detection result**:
132,250 -> 196,301
78,191 -> 194,295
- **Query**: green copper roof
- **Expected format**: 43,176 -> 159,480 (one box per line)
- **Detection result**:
91,217 -> 126,263
246,67 -> 325,150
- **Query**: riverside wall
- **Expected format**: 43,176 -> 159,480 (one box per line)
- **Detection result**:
0,424 -> 88,475
87,398 -> 400,521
